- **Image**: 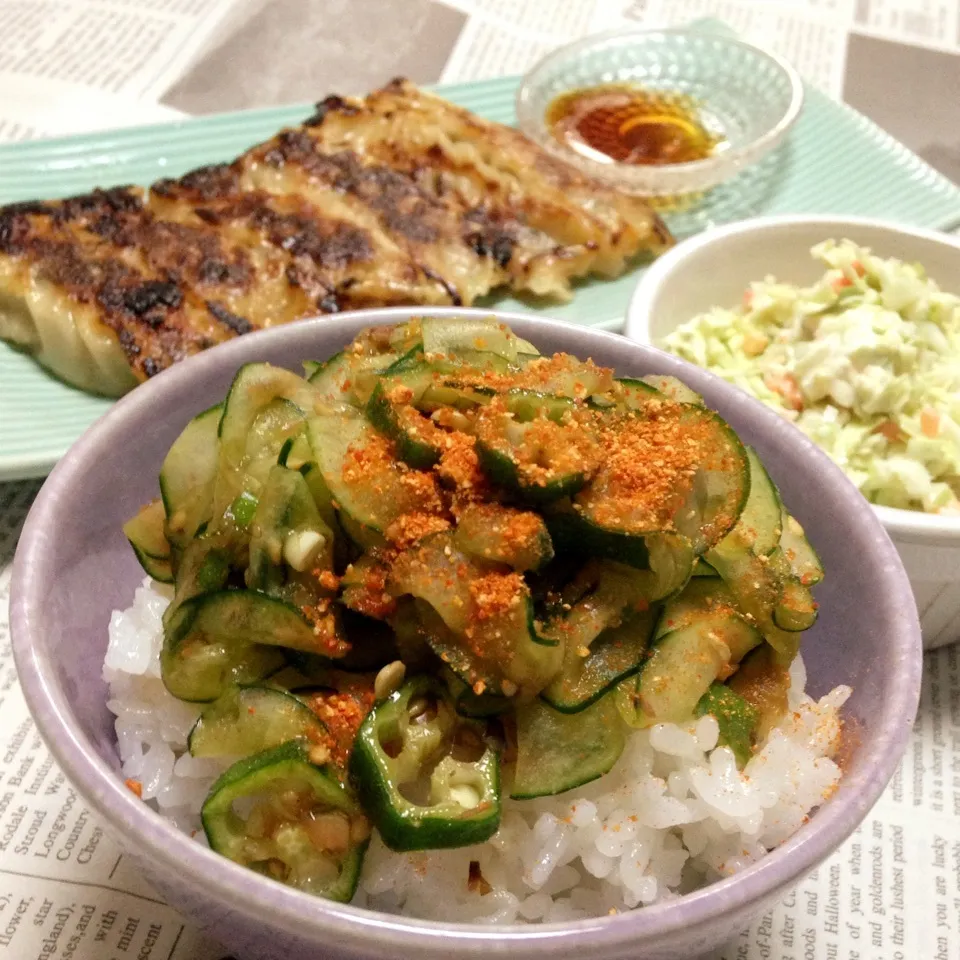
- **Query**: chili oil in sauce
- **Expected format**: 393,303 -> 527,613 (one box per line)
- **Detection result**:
546,84 -> 722,167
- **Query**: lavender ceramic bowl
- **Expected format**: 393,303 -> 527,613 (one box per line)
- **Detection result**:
11,308 -> 921,960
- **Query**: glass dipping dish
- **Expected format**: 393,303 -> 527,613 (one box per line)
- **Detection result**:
516,27 -> 804,198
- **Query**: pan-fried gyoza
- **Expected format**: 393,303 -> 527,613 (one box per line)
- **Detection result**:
0,79 -> 671,396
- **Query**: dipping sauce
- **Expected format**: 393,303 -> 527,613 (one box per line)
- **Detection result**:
546,84 -> 721,166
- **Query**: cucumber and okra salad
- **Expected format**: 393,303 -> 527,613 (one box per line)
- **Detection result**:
124,316 -> 824,902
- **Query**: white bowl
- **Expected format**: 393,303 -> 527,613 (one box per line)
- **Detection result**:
625,215 -> 960,649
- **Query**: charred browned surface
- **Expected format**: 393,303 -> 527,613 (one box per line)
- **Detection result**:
153,163 -> 244,203
0,80 -> 670,390
298,80 -> 671,288
242,131 -> 514,304
0,196 -> 232,378
152,178 -> 457,316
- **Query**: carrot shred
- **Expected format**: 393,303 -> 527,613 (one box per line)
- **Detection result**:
921,407 -> 940,438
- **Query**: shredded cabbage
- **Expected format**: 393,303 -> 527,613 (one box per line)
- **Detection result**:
662,239 -> 960,514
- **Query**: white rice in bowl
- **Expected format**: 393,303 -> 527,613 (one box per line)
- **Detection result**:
104,579 -> 851,924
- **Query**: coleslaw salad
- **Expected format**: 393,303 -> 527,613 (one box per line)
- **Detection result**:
662,240 -> 960,515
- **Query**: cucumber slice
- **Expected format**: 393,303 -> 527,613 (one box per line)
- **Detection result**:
631,621 -> 729,726
546,508 -> 694,594
124,498 -> 174,582
309,349 -> 401,407
279,433 -> 313,471
218,364 -> 318,470
240,399 -> 307,478
475,402 -> 600,504
695,683 -> 757,767
366,371 -> 444,469
574,405 -> 748,558
625,579 -> 762,726
383,344 -> 427,374
476,441 -> 588,504
676,414 -> 750,554
162,635 -> 284,704
453,502 -> 554,572
542,607 -> 655,714
211,397 -> 309,527
159,403 -> 223,549
516,354 -> 610,400
538,559 -> 652,650
132,553 -> 173,583
502,389 -> 575,423
779,510 -> 824,586
589,377 -> 661,413
124,498 -> 170,559
247,465 -> 335,597
773,577 -> 819,631
307,407 -> 435,538
640,374 -> 703,405
421,315 -> 526,362
165,587 -> 317,649
419,593 -> 560,701
189,684 -> 327,758
510,694 -> 625,799
374,354 -> 526,427
736,449 -> 783,557
338,511 -> 386,551
614,377 -> 661,409
706,540 -> 803,662
654,579 -> 762,662
166,530 -> 238,610
297,462 -> 338,529
297,461 -> 357,571
162,590 -> 323,702
201,740 -> 367,902
389,533 -> 563,699
419,379 -> 495,412
387,597 -> 433,667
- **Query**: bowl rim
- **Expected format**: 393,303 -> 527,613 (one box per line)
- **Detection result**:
625,213 -> 960,544
515,26 -> 805,188
11,307 -> 921,957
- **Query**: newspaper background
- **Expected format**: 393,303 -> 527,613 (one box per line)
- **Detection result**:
1,1 -> 958,957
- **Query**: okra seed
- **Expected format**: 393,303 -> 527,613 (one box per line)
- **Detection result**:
449,783 -> 481,809
350,815 -> 372,845
407,696 -> 431,720
304,812 -> 350,853
374,660 -> 406,701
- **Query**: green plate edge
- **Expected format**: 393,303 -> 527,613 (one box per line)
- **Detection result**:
3,74 -> 960,481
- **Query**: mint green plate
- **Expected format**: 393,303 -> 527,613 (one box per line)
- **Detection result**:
3,75 -> 960,481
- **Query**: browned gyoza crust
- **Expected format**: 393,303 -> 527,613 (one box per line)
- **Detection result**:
0,79 -> 671,396
0,189 -> 233,392
300,80 -> 673,293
